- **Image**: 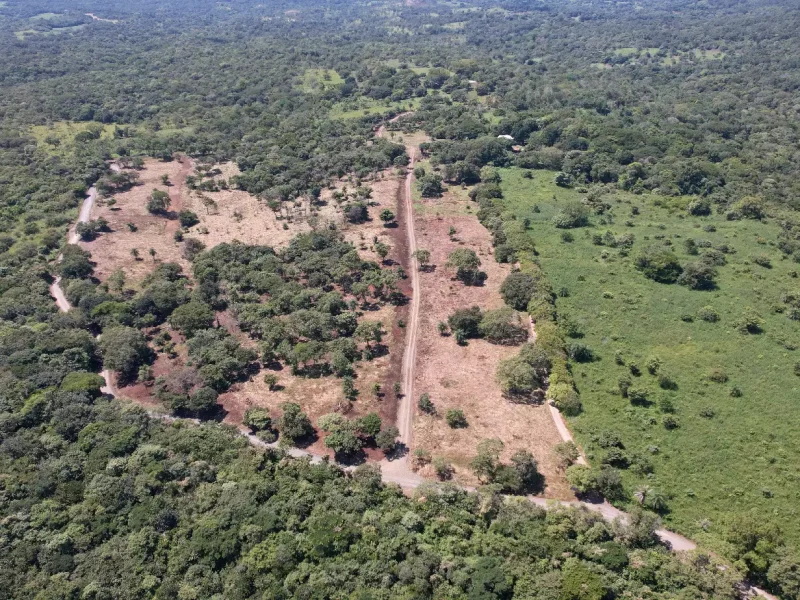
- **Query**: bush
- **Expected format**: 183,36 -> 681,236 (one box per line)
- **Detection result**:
500,271 -> 538,310
735,307 -> 764,334
418,393 -> 435,414
446,248 -> 483,285
708,368 -> 728,383
677,261 -> 717,290
178,210 -> 199,228
687,198 -> 711,216
445,409 -> 468,428
478,307 -> 528,345
697,306 -> 720,322
635,246 -> 683,283
552,201 -> 589,228
547,382 -> 582,416
566,341 -> 593,362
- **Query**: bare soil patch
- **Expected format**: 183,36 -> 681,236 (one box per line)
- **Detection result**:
79,157 -> 193,284
411,190 -> 572,499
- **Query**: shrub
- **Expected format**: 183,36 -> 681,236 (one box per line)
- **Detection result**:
708,368 -> 728,383
687,198 -> 711,216
445,409 -> 467,428
734,307 -> 764,334
418,393 -> 435,414
628,387 -> 648,405
662,415 -> 679,429
566,341 -> 593,362
500,272 -> 538,310
432,457 -> 454,480
697,306 -> 720,322
728,195 -> 766,220
59,371 -> 105,395
677,261 -> 717,290
635,246 -> 682,283
552,201 -> 589,228
178,210 -> 199,228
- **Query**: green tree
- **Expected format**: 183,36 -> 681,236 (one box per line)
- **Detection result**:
635,246 -> 683,283
500,271 -> 537,310
278,402 -> 313,444
99,326 -> 152,381
147,189 -> 171,214
168,300 -> 214,337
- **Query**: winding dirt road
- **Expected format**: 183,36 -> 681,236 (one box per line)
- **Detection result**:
50,183 -> 114,396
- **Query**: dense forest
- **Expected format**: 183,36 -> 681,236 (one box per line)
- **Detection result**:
1,0 -> 800,597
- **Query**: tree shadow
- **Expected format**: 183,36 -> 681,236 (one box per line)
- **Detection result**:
335,448 -> 367,466
420,264 -> 437,273
385,442 -> 409,461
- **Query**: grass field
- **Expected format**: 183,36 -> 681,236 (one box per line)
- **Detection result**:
30,120 -> 116,155
497,167 -> 800,549
300,68 -> 343,93
329,96 -> 422,120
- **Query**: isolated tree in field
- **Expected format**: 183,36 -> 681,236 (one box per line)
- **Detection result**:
379,209 -> 395,226
130,248 -> 140,260
149,248 -> 157,262
200,195 -> 218,215
500,271 -> 538,310
413,248 -> 431,270
418,393 -> 435,414
552,201 -> 589,228
446,248 -> 483,284
147,189 -> 171,214
178,210 -> 199,228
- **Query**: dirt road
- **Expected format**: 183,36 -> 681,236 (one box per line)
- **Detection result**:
377,114 -> 419,450
51,182 -> 115,396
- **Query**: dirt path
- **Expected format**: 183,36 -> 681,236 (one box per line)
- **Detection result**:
378,114 -> 419,451
51,181 -> 115,396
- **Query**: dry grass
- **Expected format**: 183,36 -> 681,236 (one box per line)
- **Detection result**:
410,194 -> 572,499
80,158 -> 193,284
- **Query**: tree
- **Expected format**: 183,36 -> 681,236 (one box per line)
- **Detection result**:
355,320 -> 383,348
244,407 -> 271,432
375,426 -> 399,453
635,246 -> 683,283
447,306 -> 483,338
374,241 -> 390,261
446,248 -> 483,284
169,300 -> 214,337
178,210 -> 199,228
500,271 -> 537,310
478,307 -> 528,345
99,326 -> 152,381
59,245 -> 93,279
735,307 -> 764,334
131,248 -> 140,260
496,355 -> 541,400
413,248 -> 431,270
379,209 -> 395,225
147,189 -> 171,214
471,438 -> 504,482
418,174 -> 444,198
149,248 -> 157,262
357,412 -> 382,437
278,402 -> 313,443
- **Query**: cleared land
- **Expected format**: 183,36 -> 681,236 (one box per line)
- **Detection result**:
409,180 -> 571,498
86,158 -> 408,459
498,167 -> 800,546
